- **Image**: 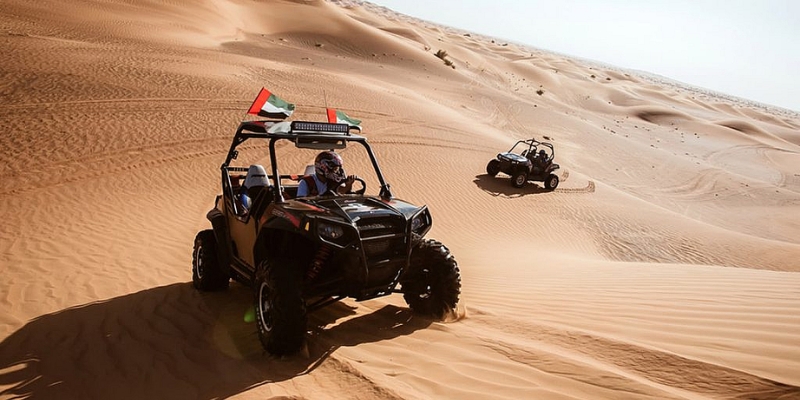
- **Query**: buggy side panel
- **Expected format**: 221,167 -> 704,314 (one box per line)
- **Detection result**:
207,207 -> 232,277
253,221 -> 315,276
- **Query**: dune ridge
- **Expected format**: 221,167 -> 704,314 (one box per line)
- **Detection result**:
2,0 -> 799,399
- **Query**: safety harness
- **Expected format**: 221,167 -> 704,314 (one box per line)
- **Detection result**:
302,175 -> 320,196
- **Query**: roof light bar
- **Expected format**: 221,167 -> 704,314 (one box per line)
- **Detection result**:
291,121 -> 350,134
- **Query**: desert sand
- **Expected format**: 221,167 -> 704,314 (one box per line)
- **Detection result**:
2,0 -> 800,399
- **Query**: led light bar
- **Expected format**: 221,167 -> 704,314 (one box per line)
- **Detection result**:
291,121 -> 350,134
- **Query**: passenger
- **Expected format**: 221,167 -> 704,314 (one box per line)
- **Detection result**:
532,149 -> 548,174
536,149 -> 548,165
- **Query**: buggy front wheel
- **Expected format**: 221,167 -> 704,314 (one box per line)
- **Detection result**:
401,239 -> 461,319
486,160 -> 501,176
254,256 -> 307,356
511,171 -> 528,188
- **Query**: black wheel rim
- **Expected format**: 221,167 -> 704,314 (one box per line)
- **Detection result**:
515,175 -> 525,186
258,282 -> 273,333
194,244 -> 204,279
418,268 -> 433,299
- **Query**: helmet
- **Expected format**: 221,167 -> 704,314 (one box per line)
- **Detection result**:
314,151 -> 345,184
539,149 -> 547,158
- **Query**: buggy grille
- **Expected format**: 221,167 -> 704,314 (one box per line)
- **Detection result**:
362,237 -> 405,262
356,217 -> 403,239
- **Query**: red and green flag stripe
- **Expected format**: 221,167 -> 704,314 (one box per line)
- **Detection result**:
247,88 -> 295,119
326,108 -> 361,128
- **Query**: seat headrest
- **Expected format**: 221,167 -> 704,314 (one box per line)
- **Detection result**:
243,165 -> 270,188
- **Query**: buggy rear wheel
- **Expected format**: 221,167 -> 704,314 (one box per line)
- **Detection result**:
511,170 -> 528,188
254,257 -> 307,356
401,239 -> 461,319
486,159 -> 501,176
545,174 -> 559,191
192,230 -> 229,291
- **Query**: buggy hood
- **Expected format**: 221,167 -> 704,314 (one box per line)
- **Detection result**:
287,196 -> 422,223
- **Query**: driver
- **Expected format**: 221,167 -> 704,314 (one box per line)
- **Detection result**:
297,150 -> 358,196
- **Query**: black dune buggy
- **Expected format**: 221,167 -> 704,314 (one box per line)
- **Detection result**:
486,138 -> 560,190
192,119 -> 461,356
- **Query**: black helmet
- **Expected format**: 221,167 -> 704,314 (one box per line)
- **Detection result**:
315,151 -> 345,183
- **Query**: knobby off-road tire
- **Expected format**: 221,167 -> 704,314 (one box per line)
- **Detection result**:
192,230 -> 230,291
545,174 -> 559,191
254,257 -> 307,356
486,160 -> 501,177
402,239 -> 461,319
511,170 -> 528,188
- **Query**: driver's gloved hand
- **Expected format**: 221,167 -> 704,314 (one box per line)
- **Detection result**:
341,175 -> 358,193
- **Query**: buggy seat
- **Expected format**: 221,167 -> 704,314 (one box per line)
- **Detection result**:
241,165 -> 270,209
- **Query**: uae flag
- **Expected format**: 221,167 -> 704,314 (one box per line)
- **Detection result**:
326,108 -> 361,128
247,88 -> 295,119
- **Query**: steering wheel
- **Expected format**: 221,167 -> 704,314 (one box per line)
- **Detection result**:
351,177 -> 366,195
323,177 -> 367,196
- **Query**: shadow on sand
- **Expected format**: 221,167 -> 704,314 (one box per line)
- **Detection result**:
473,173 -> 552,198
0,282 -> 430,399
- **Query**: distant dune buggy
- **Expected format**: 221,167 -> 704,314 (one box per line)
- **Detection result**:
192,119 -> 461,356
486,138 -> 560,190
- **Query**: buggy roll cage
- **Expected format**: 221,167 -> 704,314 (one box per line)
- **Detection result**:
221,120 -> 394,205
509,139 -> 555,163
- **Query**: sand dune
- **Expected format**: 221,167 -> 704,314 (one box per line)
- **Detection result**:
2,0 -> 800,399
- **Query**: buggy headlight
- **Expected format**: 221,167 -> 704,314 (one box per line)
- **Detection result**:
411,215 -> 425,231
411,210 -> 431,234
318,223 -> 344,240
